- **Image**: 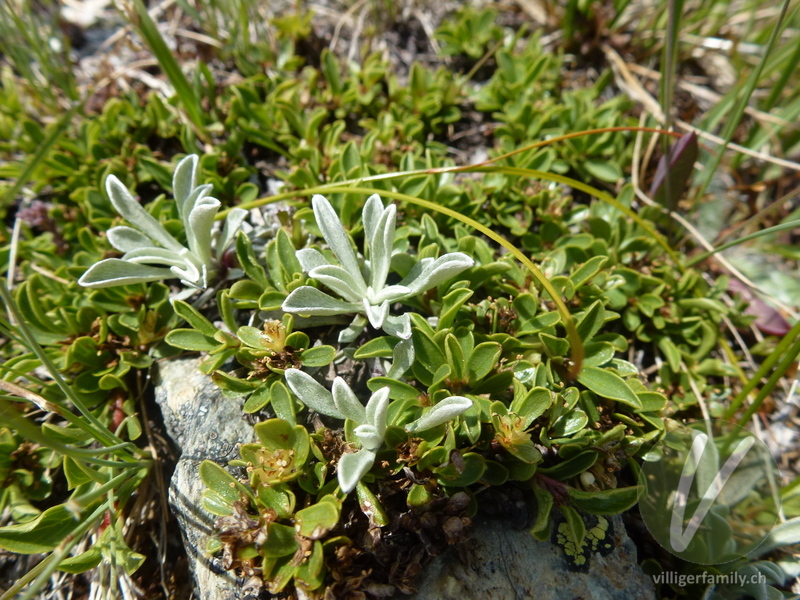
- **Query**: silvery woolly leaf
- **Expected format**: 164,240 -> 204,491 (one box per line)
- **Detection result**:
217,208 -> 248,257
283,286 -> 362,316
338,315 -> 368,344
309,264 -> 367,303
181,183 -> 214,227
332,377 -> 367,424
107,226 -> 155,253
106,175 -> 183,253
170,258 -> 204,289
284,369 -> 344,419
382,314 -> 411,340
186,196 -> 221,268
78,259 -> 174,288
362,194 -> 383,244
338,448 -> 376,494
370,284 -> 410,304
403,253 -> 474,296
180,184 -> 214,222
365,387 -> 390,434
173,154 -> 198,220
297,248 -> 328,272
311,195 -> 362,280
405,396 -> 472,432
122,247 -> 188,267
353,424 -> 383,451
368,203 -> 395,291
363,299 -> 390,329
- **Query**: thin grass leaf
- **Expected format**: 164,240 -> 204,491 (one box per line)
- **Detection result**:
693,0 -> 793,201
686,218 -> 800,267
127,0 -> 207,136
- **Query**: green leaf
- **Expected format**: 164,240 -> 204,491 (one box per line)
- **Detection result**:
467,342 -> 501,382
165,329 -> 217,351
63,457 -> 94,489
263,522 -> 300,557
367,377 -> 420,402
295,498 -> 340,539
570,256 -> 608,289
199,460 -> 252,515
539,332 -> 570,358
172,299 -> 217,337
354,336 -> 397,359
531,484 -> 554,539
445,333 -> 466,383
551,409 -> 589,437
437,287 -> 474,330
270,380 -> 297,425
568,485 -> 642,515
356,482 -> 390,526
58,545 -> 102,573
576,300 -> 605,343
657,337 -> 682,372
211,370 -> 261,395
236,231 -> 268,287
276,228 -> 303,277
510,386 -> 552,429
584,159 -> 622,183
636,391 -> 668,413
506,440 -> 542,464
254,419 -> 294,451
480,460 -> 509,486
434,452 -> 485,487
3,104 -> 79,207
559,504 -> 586,551
407,483 -> 434,509
538,451 -> 598,480
301,346 -> 336,367
295,540 -> 325,588
237,325 -> 265,349
243,384 -> 272,414
411,327 -> 445,369
576,366 -> 642,409
0,504 -> 82,554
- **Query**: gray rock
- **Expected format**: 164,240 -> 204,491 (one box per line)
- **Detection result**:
408,515 -> 656,600
154,357 -> 256,600
155,358 -> 655,600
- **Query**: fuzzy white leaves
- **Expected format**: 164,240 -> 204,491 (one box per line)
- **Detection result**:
78,154 -> 247,291
405,396 -> 473,432
285,368 -> 472,493
282,194 -> 474,340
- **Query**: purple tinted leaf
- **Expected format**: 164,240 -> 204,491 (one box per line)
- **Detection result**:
728,279 -> 791,336
650,132 -> 698,207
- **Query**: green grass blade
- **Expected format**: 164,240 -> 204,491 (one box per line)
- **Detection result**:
693,0 -> 792,202
762,30 -> 800,112
736,334 -> 800,427
685,218 -> 800,267
724,319 -> 800,419
127,0 -> 208,136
